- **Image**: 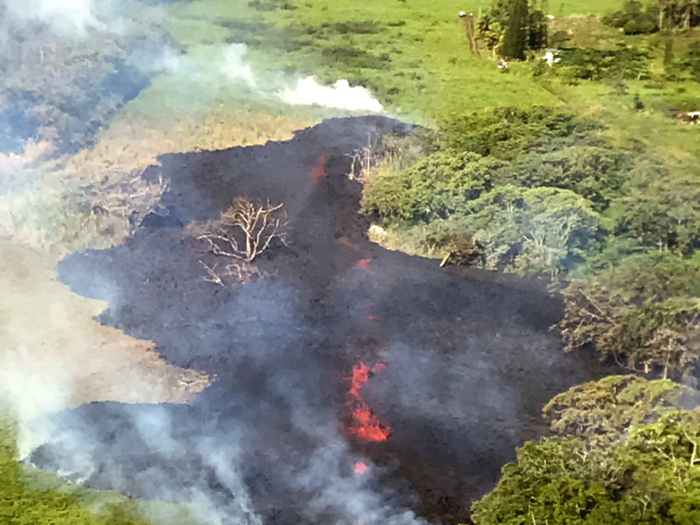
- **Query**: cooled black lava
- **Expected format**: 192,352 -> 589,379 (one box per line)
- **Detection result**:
33,116 -> 606,525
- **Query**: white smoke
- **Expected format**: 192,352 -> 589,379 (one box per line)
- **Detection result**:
279,77 -> 385,113
0,349 -> 74,458
2,0 -> 104,36
221,44 -> 258,88
160,43 -> 385,113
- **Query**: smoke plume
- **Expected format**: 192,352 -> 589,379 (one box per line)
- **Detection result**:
279,78 -> 385,113
2,0 -> 103,36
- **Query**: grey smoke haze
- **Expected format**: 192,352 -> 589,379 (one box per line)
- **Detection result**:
0,0 -> 383,159
3,0 -> 104,36
24,278 -> 428,525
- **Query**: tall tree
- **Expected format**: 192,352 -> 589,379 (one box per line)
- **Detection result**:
502,0 -> 529,60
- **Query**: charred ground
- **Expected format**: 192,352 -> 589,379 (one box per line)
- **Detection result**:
37,116 -> 607,524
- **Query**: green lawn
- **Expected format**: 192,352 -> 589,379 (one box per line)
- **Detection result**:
164,0 -> 568,120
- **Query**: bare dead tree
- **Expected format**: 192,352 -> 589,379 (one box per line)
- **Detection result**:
199,261 -> 225,287
198,196 -> 287,262
346,134 -> 377,182
198,259 -> 262,287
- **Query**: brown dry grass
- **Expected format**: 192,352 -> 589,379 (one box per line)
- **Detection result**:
0,105 -> 316,256
0,239 -> 210,454
65,107 -> 318,180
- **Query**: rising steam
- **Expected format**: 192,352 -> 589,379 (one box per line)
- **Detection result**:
2,0 -> 104,36
279,78 -> 386,113
161,43 -> 385,114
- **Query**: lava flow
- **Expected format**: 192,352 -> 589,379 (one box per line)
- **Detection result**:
354,461 -> 369,475
356,258 -> 372,270
310,153 -> 329,184
346,361 -> 391,441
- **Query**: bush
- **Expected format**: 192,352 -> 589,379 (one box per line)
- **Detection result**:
553,45 -> 651,81
613,175 -> 700,253
592,251 -> 700,302
361,150 -> 498,222
682,41 -> 700,82
558,280 -> 700,378
623,13 -> 659,34
507,145 -> 632,211
438,107 -> 605,160
602,1 -> 659,34
455,185 -> 601,277
320,46 -> 392,70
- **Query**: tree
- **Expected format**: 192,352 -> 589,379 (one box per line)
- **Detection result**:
502,0 -> 529,60
682,40 -> 700,81
543,375 -> 689,445
614,174 -> 700,253
456,185 -> 601,277
558,280 -> 630,357
197,197 -> 287,262
558,281 -> 700,378
472,378 -> 700,525
438,231 -> 485,267
680,0 -> 700,28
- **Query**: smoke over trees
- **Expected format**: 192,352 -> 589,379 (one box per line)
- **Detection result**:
0,0 -> 183,156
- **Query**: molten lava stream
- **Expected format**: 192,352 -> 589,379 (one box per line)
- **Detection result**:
346,361 -> 390,442
310,153 -> 329,184
354,461 -> 369,475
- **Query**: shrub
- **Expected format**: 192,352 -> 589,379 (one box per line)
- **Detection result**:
553,45 -> 651,81
361,150 -> 498,222
613,175 -> 700,253
682,41 -> 700,81
558,280 -> 700,378
438,107 -> 605,160
320,46 -> 392,70
602,1 -> 659,34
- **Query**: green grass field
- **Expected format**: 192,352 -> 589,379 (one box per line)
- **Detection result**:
162,0 -> 644,120
159,0 -> 700,161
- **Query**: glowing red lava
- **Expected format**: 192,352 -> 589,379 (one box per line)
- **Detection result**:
338,236 -> 363,252
354,461 -> 369,475
310,154 -> 329,184
346,361 -> 391,442
356,258 -> 372,270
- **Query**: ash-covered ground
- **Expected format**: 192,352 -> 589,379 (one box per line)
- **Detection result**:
32,116 -> 607,524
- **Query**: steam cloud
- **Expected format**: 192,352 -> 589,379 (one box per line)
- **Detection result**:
161,43 -> 385,114
279,78 -> 386,113
18,275 -> 427,525
2,0 -> 105,36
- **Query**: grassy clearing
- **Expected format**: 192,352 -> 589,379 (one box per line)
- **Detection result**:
166,0 -> 567,120
162,0 -> 699,141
